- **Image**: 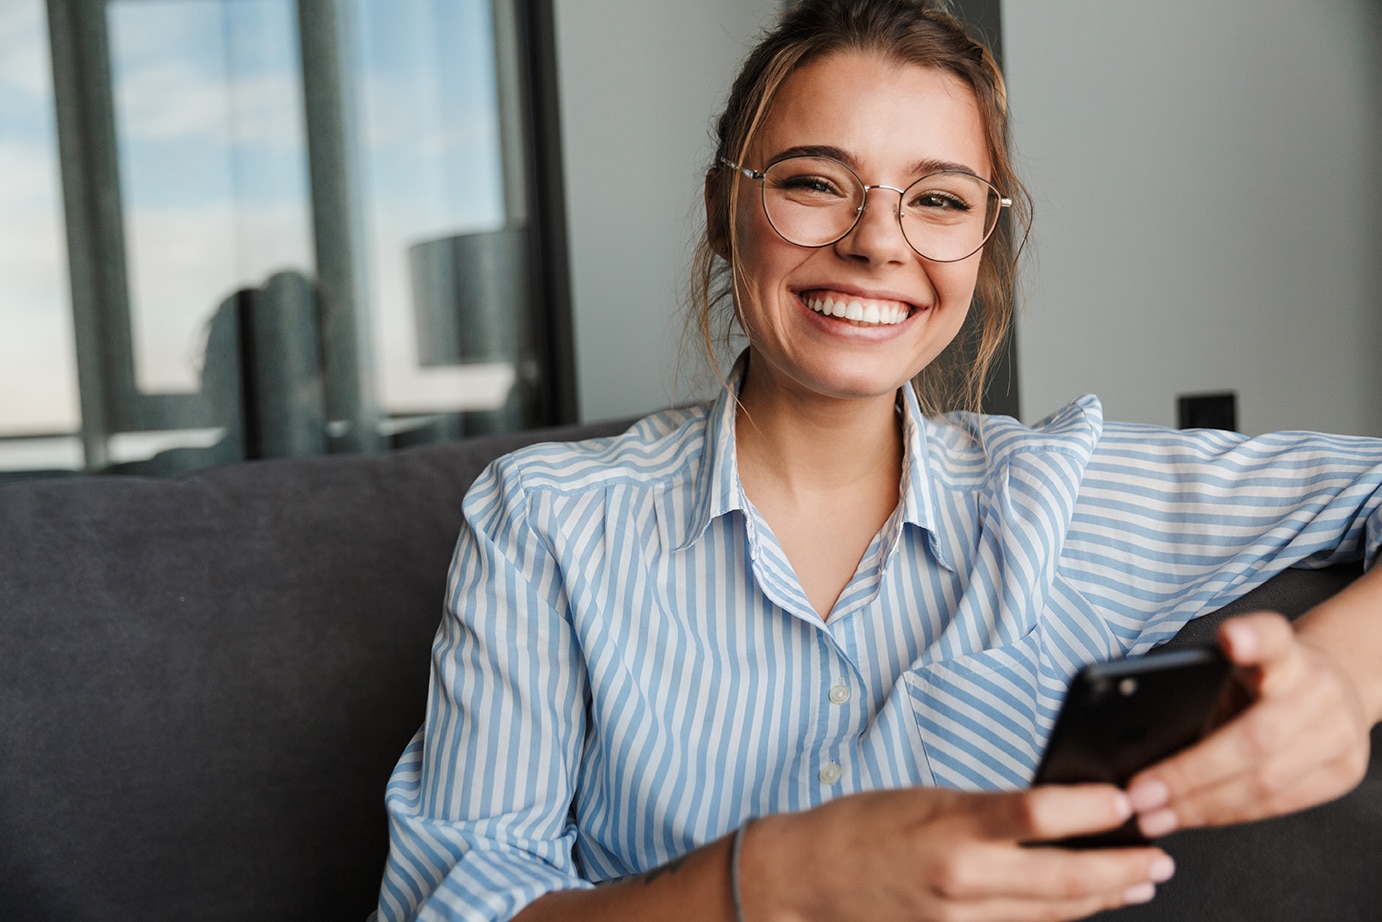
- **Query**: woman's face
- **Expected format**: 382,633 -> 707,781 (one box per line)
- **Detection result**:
725,51 -> 992,407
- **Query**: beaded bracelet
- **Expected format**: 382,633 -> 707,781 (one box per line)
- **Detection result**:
730,819 -> 753,922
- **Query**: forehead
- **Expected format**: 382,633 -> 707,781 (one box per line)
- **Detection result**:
752,51 -> 992,179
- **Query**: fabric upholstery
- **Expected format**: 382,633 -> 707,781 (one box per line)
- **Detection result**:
0,421 -> 627,922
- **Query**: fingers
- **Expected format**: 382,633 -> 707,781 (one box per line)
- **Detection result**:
1127,612 -> 1371,834
973,784 -> 1134,843
785,787 -> 1177,922
921,882 -> 1160,922
947,843 -> 1175,902
915,796 -> 1176,922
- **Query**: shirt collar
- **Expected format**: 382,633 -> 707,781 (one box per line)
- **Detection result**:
675,356 -> 952,572
897,378 -> 954,571
673,357 -> 750,552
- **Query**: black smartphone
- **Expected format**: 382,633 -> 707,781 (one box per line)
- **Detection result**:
1032,645 -> 1234,848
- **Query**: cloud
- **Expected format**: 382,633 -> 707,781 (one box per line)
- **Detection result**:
113,60 -> 306,152
107,0 -> 306,152
0,2 -> 51,100
0,142 -> 67,286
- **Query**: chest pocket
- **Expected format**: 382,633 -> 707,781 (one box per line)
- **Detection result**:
902,625 -> 1045,791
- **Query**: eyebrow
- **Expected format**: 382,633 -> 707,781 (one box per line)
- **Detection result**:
766,144 -> 983,179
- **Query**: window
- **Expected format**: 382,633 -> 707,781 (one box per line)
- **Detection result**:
0,0 -> 573,477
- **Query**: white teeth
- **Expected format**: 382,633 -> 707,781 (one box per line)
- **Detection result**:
805,294 -> 910,326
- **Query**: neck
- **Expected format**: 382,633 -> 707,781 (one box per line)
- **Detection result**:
734,369 -> 904,504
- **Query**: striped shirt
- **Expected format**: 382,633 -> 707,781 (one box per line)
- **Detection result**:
376,371 -> 1382,922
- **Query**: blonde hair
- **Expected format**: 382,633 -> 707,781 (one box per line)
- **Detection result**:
687,0 -> 1031,416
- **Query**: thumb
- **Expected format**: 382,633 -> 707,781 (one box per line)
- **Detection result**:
1218,611 -> 1297,694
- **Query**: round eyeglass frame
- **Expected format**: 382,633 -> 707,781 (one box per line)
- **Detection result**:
720,156 -> 1012,263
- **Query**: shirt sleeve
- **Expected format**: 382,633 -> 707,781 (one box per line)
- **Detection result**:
376,455 -> 593,922
1062,422 -> 1382,650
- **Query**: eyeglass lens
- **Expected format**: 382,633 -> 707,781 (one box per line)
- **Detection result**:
759,156 -> 1002,262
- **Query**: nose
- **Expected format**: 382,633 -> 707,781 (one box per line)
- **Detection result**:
837,183 -> 912,263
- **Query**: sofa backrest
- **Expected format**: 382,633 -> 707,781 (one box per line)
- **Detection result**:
0,420 -> 630,922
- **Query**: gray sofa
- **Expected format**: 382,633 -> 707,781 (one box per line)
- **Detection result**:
1,420 -> 1377,921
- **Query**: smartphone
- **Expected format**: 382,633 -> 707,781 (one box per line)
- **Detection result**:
1032,645 -> 1234,848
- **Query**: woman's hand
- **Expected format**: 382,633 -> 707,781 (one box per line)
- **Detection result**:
1127,610 -> 1373,836
741,784 -> 1175,922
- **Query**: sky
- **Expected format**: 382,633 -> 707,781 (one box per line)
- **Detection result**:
0,0 -> 77,435
0,0 -> 509,446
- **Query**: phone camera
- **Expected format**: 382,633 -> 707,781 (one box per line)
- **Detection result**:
1118,677 -> 1138,697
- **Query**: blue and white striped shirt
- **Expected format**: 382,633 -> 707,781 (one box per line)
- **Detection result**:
377,373 -> 1382,922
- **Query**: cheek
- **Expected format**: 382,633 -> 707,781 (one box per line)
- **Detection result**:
733,196 -> 772,257
929,259 -> 983,308
733,208 -> 803,284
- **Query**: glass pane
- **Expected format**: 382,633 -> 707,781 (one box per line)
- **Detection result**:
348,0 -> 520,421
107,0 -> 312,395
0,0 -> 81,468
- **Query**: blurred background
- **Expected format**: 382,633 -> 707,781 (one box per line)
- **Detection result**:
1,0 -> 1378,478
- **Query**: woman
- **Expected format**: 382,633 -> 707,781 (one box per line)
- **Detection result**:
376,2 -> 1382,920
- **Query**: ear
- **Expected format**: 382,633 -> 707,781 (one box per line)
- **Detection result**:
704,168 -> 730,261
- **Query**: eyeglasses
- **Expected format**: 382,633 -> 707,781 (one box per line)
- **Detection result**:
721,155 -> 1011,263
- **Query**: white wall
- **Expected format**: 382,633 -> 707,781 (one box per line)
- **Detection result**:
554,0 -> 781,422
557,1 -> 1382,436
1004,1 -> 1382,436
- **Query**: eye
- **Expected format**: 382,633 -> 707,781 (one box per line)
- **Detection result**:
764,156 -> 858,206
774,172 -> 847,199
908,189 -> 971,213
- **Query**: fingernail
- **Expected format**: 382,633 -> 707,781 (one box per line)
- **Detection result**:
1150,855 -> 1176,883
1111,790 -> 1133,819
1123,883 -> 1156,905
1224,619 -> 1256,655
1139,809 -> 1179,838
1127,779 -> 1169,812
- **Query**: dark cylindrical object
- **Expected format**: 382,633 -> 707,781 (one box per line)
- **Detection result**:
409,227 -> 531,367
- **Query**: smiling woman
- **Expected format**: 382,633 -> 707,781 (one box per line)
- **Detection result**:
374,3 -> 1382,922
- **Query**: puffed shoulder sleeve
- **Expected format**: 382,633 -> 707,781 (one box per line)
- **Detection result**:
377,453 -> 592,922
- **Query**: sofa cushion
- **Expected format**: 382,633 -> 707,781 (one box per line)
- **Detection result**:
0,421 -> 629,922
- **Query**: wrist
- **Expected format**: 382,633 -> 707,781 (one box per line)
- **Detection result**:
735,812 -> 811,922
730,821 -> 750,922
1297,621 -> 1382,728
1297,564 -> 1382,726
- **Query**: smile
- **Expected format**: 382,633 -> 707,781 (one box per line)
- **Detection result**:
802,291 -> 914,326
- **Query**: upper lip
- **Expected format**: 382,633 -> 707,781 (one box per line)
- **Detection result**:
795,283 -> 925,310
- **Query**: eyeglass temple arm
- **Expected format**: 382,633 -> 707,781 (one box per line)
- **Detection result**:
718,158 -> 764,181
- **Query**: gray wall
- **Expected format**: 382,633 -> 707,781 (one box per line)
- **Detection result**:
558,1 -> 1382,436
1005,1 -> 1382,436
554,0 -> 781,421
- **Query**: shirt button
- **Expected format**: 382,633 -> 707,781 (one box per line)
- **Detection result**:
828,684 -> 851,705
818,761 -> 842,785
